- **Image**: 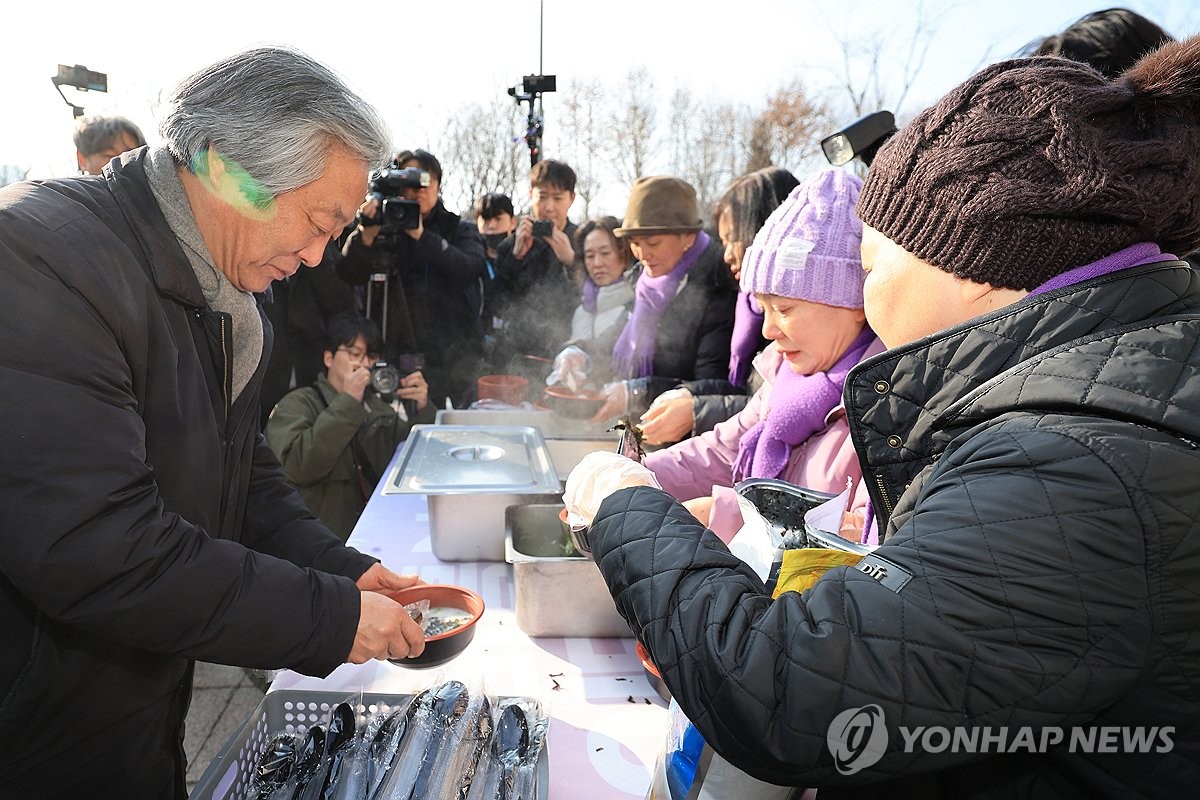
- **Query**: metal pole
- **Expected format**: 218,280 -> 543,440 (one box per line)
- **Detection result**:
535,0 -> 545,167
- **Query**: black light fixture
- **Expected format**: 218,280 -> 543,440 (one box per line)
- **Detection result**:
52,63 -> 108,117
507,0 -> 557,168
821,110 -> 897,167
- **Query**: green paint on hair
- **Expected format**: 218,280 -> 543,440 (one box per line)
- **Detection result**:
191,147 -> 276,213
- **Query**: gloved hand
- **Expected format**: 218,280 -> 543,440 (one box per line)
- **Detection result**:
638,387 -> 694,445
546,345 -> 590,393
563,451 -> 662,529
589,380 -> 629,422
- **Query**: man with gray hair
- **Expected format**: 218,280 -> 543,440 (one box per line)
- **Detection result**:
73,112 -> 147,175
0,46 -> 427,797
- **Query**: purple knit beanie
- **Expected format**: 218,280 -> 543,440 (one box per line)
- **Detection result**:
739,169 -> 865,308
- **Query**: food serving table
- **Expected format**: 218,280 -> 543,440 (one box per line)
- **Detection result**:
270,476 -> 669,799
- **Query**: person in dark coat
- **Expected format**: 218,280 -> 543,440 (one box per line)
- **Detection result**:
487,159 -> 581,372
0,47 -> 427,799
571,175 -> 737,422
73,113 -> 146,176
565,35 -> 1200,797
637,166 -> 800,445
338,149 -> 487,408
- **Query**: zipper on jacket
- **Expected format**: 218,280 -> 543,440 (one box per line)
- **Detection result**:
218,314 -> 231,418
873,472 -> 895,516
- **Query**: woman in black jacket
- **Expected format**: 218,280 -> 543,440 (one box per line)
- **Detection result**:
571,175 -> 737,422
338,149 -> 487,408
567,36 -> 1200,797
638,166 -> 801,445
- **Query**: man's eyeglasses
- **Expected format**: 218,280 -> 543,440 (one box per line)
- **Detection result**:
337,346 -> 379,363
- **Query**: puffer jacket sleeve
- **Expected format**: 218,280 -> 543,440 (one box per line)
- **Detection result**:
239,434 -> 379,586
416,217 -> 486,290
691,393 -> 750,435
590,416 -> 1154,786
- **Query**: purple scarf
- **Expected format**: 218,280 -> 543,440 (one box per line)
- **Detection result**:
1028,242 -> 1174,297
734,326 -> 876,481
581,277 -> 601,313
612,230 -> 711,379
728,291 -> 764,386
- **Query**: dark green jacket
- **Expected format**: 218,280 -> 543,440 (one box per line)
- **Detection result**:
267,374 -> 436,540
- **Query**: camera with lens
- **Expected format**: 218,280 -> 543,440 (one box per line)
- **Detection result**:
369,353 -> 424,415
531,218 -> 554,237
368,362 -> 403,395
357,167 -> 431,234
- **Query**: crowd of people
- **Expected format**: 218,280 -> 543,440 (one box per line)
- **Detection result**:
1,5 -> 1198,798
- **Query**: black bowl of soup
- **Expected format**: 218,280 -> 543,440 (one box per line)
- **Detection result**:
385,584 -> 486,668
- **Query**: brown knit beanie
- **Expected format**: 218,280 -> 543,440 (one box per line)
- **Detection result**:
857,35 -> 1200,290
614,176 -> 703,237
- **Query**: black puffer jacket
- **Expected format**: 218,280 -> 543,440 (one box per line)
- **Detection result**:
0,151 -> 377,799
489,221 -> 581,366
339,201 -> 486,407
585,237 -> 738,418
590,261 -> 1200,797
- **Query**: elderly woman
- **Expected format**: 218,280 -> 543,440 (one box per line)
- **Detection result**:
565,216 -> 637,352
643,169 -> 883,543
557,176 -> 736,420
639,166 -> 801,445
566,35 -> 1200,796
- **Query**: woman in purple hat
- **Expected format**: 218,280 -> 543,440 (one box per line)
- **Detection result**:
642,168 -> 884,543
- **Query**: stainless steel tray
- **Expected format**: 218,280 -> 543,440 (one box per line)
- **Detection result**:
382,426 -> 562,561
505,504 -> 631,638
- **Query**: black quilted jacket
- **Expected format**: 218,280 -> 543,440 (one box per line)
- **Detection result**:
590,261 -> 1200,797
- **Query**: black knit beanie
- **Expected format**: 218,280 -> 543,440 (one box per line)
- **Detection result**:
857,35 -> 1200,290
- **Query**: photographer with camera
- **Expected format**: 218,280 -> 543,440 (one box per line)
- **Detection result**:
487,159 -> 581,371
338,149 -> 487,408
266,312 -> 434,541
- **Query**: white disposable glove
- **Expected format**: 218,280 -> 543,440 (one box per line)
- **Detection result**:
546,345 -> 590,393
563,451 -> 662,529
590,380 -> 629,422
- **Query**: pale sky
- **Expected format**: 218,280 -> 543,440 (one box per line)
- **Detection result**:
3,0 -> 1198,207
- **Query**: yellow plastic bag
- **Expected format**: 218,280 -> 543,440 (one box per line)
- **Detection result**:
772,548 -> 864,599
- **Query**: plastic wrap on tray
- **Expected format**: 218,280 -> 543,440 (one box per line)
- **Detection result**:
433,688 -> 494,800
465,698 -> 549,800
374,678 -> 492,800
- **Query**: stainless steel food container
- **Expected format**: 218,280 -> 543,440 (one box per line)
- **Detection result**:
435,409 -> 618,481
504,504 -> 631,638
435,408 -> 613,438
382,425 -> 562,561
